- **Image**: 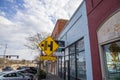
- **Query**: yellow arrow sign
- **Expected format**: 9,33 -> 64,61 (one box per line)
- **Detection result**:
38,36 -> 59,56
40,56 -> 57,61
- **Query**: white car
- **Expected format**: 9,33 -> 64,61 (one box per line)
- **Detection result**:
0,71 -> 31,80
16,69 -> 34,80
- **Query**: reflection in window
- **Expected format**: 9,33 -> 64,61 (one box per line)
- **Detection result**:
65,55 -> 69,80
69,44 -> 76,80
70,54 -> 76,80
76,39 -> 86,80
58,57 -> 62,77
62,56 -> 65,78
103,41 -> 120,80
76,39 -> 84,51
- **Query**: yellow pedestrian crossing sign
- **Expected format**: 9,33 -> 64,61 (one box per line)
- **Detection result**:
38,36 -> 59,56
40,56 -> 57,61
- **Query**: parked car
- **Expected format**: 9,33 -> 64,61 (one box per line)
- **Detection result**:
2,66 -> 13,71
17,66 -> 37,74
17,66 -> 28,70
0,71 -> 31,80
16,69 -> 35,80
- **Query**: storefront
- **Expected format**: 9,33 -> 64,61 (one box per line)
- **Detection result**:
53,0 -> 120,80
86,0 -> 120,80
57,1 -> 93,80
58,38 -> 88,80
97,10 -> 120,80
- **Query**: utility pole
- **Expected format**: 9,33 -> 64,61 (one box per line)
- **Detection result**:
4,44 -> 7,68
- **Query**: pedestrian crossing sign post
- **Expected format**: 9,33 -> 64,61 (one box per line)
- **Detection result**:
38,36 -> 59,56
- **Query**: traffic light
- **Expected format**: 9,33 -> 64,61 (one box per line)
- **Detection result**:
17,56 -> 19,59
6,55 -> 8,58
5,55 -> 11,58
5,55 -> 19,59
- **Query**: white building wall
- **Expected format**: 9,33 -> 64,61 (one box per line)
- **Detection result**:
58,1 -> 93,80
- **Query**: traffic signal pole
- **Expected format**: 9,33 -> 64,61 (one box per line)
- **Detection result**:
4,44 -> 7,68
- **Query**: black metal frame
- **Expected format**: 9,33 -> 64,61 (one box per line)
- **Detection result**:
58,37 -> 85,80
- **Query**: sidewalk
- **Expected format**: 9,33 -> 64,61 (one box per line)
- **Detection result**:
42,73 -> 63,80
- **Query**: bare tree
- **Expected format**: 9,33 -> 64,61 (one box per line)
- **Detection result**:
24,32 -> 50,55
25,32 -> 51,79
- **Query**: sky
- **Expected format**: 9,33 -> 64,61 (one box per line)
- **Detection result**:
0,0 -> 83,60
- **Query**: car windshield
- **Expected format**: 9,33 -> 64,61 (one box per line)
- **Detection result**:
0,72 -> 5,76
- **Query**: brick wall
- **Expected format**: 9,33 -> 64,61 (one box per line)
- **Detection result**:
51,19 -> 68,39
86,0 -> 120,80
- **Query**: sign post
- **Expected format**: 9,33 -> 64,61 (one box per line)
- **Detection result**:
38,36 -> 59,80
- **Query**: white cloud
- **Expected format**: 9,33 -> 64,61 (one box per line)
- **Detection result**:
0,0 -> 83,60
0,16 -> 14,26
0,11 -> 6,16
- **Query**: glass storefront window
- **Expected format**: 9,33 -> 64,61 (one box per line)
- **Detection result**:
58,57 -> 62,77
103,41 -> 120,80
69,44 -> 76,80
76,51 -> 86,80
76,39 -> 86,80
65,55 -> 69,80
70,53 -> 76,80
62,56 -> 65,79
63,38 -> 86,80
76,39 -> 85,51
69,44 -> 75,54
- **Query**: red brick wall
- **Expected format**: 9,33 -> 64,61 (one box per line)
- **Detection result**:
86,0 -> 120,80
51,19 -> 68,39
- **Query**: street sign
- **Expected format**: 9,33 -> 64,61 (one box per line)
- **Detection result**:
38,36 -> 59,56
53,52 -> 64,56
54,40 -> 65,56
40,56 -> 57,61
55,40 -> 65,47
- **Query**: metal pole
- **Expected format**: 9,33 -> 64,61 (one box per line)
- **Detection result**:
38,60 -> 41,80
4,44 -> 7,68
46,61 -> 48,79
38,50 -> 42,80
54,61 -> 55,80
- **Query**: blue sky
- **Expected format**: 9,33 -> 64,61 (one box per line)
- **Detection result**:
0,0 -> 24,19
0,0 -> 83,60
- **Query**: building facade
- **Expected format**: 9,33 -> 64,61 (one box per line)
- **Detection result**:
51,0 -> 120,80
57,1 -> 93,80
51,19 -> 68,40
50,19 -> 68,75
86,0 -> 120,80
